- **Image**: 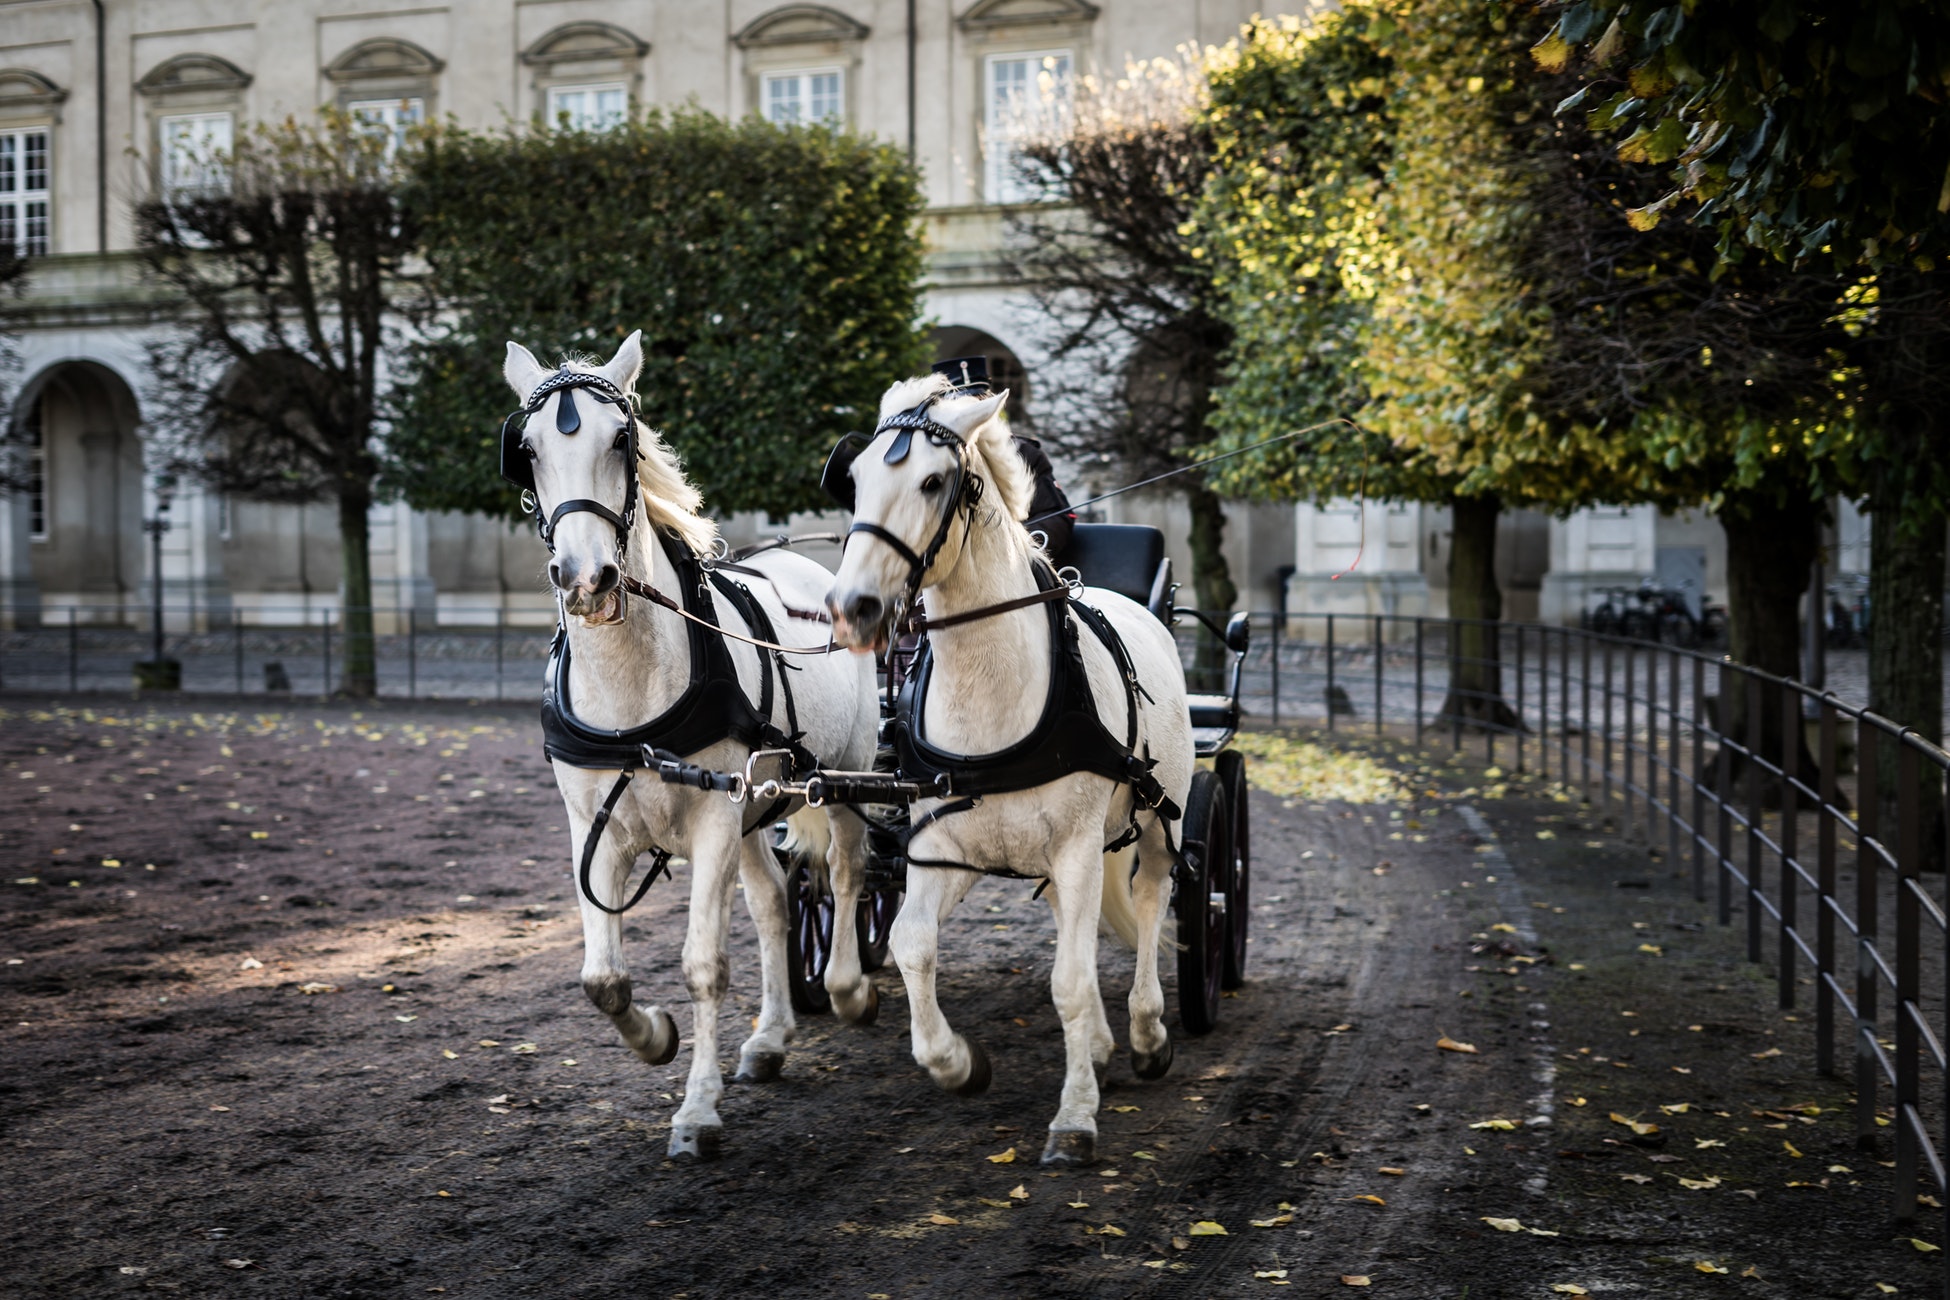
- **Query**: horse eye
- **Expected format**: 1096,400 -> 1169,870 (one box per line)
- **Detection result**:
523,441 -> 538,459
612,428 -> 630,451
920,473 -> 944,493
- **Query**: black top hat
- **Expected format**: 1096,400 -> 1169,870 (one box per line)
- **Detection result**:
932,356 -> 991,393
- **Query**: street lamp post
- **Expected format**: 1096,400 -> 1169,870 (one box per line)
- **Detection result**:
135,473 -> 181,690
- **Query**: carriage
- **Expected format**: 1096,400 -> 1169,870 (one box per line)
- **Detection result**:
688,521 -> 1257,1038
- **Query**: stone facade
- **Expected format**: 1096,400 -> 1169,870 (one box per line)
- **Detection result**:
0,0 -> 1815,632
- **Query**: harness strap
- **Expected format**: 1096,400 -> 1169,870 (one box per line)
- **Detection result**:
575,770 -> 673,916
901,584 -> 1071,635
618,574 -> 841,654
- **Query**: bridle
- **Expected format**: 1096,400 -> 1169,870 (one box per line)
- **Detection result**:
500,366 -> 640,559
828,399 -> 987,631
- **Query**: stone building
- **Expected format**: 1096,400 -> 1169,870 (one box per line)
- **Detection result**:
0,0 -> 1834,634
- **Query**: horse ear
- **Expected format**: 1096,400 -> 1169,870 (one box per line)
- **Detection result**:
504,341 -> 549,403
942,389 -> 1009,438
602,330 -> 645,393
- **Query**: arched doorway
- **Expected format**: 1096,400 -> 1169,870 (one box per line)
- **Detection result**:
12,361 -> 145,620
931,326 -> 1031,428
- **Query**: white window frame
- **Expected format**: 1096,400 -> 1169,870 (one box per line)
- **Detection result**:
158,111 -> 233,200
984,50 -> 1072,205
546,82 -> 628,131
761,67 -> 846,127
347,97 -> 424,158
0,125 -> 52,258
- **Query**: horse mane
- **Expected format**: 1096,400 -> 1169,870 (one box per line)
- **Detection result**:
877,375 -> 1037,533
560,354 -> 718,555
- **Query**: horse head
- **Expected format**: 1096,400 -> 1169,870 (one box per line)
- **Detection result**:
503,331 -> 644,620
825,376 -> 1028,650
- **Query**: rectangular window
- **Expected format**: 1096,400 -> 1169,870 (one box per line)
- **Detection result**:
547,83 -> 627,131
0,127 -> 52,257
24,397 -> 45,540
762,69 -> 844,126
159,112 -> 233,199
985,51 -> 1071,204
347,98 -> 424,157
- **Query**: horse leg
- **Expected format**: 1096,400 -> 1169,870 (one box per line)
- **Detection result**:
822,805 -> 878,1025
889,865 -> 987,1096
732,831 -> 793,1083
574,822 -> 680,1068
1042,841 -> 1106,1165
1127,815 -> 1175,1080
669,818 -> 741,1160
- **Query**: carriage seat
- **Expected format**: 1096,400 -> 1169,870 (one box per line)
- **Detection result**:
1064,523 -> 1173,623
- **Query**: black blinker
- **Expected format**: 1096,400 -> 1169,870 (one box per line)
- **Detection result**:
500,410 -> 535,492
821,434 -> 867,510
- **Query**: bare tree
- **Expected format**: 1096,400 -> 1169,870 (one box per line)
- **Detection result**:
135,111 -> 422,696
1009,56 -> 1239,679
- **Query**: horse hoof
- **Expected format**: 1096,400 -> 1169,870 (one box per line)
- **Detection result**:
953,1038 -> 993,1098
635,1008 -> 680,1066
1042,1129 -> 1096,1166
735,1050 -> 785,1084
1131,1038 -> 1174,1081
842,982 -> 880,1028
667,1123 -> 722,1161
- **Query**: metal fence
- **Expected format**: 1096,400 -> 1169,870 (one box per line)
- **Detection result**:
1192,610 -> 1944,1261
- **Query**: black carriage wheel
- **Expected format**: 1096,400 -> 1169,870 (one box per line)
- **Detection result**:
1215,750 -> 1251,990
858,885 -> 902,973
784,856 -> 835,1016
1175,770 -> 1229,1036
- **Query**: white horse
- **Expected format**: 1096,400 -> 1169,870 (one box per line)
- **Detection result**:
825,375 -> 1195,1164
506,331 -> 880,1159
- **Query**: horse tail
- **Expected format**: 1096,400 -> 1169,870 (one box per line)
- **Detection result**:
777,806 -> 831,869
1098,843 -> 1142,952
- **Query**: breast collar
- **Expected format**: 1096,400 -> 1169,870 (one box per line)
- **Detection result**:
540,528 -> 815,777
889,561 -> 1181,873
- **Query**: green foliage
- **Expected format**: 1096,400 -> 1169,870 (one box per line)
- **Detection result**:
1540,0 -> 1950,268
389,111 -> 931,519
1196,10 -> 1426,503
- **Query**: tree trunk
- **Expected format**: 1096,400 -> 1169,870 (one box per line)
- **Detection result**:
1186,481 -> 1237,692
1867,466 -> 1946,868
1711,489 -> 1821,801
1436,493 -> 1518,729
337,487 -> 377,698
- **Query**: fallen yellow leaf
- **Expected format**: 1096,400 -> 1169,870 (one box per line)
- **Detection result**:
1677,1176 -> 1722,1190
1349,1195 -> 1386,1207
1490,923 -> 1516,933
1008,1184 -> 1028,1201
1251,1214 -> 1294,1228
1254,1270 -> 1290,1280
1109,1105 -> 1141,1113
987,1147 -> 1017,1164
1565,1097 -> 1588,1107
1875,1284 -> 1898,1294
1609,1112 -> 1659,1136
1637,943 -> 1663,955
441,1049 -> 458,1060
1470,1119 -> 1517,1131
1378,1167 -> 1406,1176
1188,1221 -> 1227,1236
927,1213 -> 959,1226
1482,1217 -> 1524,1233
1695,1261 -> 1728,1274
1752,1047 -> 1783,1060
1783,1140 -> 1803,1158
1437,1036 -> 1479,1054
1911,1239 -> 1941,1253
1550,1287 -> 1589,1296
1092,1223 -> 1126,1237
297,982 -> 336,995
1618,1173 -> 1652,1184
1340,1278 -> 1371,1288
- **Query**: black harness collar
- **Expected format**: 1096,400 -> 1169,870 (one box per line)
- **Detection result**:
891,561 -> 1182,877
542,528 -> 818,915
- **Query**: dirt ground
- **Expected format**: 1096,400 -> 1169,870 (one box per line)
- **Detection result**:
1,696 -> 1941,1299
